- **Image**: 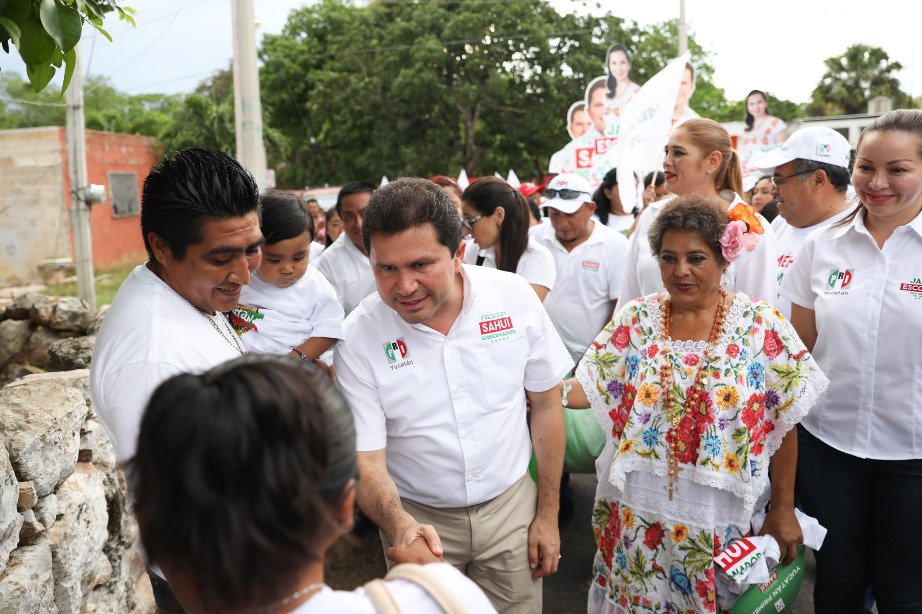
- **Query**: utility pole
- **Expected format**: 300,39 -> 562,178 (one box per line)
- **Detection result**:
231,0 -> 269,191
65,42 -> 96,308
678,0 -> 688,55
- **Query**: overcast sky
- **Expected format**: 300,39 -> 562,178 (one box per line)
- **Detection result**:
2,0 -> 920,107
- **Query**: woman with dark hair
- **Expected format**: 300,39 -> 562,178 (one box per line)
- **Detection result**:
781,109 -> 922,612
604,44 -> 641,124
593,168 -> 636,235
130,355 -> 496,613
562,195 -> 826,612
324,207 -> 343,247
620,119 -> 778,305
461,177 -> 556,300
231,189 -> 344,361
740,90 -> 789,175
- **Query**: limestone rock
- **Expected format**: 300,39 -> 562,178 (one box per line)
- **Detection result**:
26,326 -> 61,369
0,544 -> 56,613
0,448 -> 24,576
0,371 -> 91,498
18,509 -> 44,546
1,293 -> 45,321
26,295 -> 57,328
48,298 -> 93,333
79,415 -> 116,475
17,482 -> 37,509
48,463 -> 111,614
47,337 -> 95,372
33,495 -> 57,532
86,305 -> 109,336
0,320 -> 31,370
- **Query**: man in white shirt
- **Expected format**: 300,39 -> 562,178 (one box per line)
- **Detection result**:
753,126 -> 854,318
334,178 -> 571,613
315,181 -> 378,315
536,173 -> 630,365
90,149 -> 265,612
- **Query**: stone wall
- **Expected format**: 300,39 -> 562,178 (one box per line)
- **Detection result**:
0,294 -> 152,612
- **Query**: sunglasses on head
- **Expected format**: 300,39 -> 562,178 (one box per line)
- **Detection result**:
545,188 -> 590,200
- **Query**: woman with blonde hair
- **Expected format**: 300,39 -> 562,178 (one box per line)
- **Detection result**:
620,118 -> 778,304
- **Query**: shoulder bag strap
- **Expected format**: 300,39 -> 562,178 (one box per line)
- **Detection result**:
383,563 -> 470,614
362,578 -> 401,614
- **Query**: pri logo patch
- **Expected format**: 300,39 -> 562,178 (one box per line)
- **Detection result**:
816,142 -> 832,157
383,338 -> 409,364
825,268 -> 853,295
479,311 -> 516,343
900,277 -> 922,300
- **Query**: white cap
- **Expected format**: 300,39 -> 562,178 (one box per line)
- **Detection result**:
544,173 -> 594,214
742,175 -> 758,193
752,126 -> 851,171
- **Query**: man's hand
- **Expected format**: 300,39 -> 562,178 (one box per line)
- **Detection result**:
386,521 -> 444,565
386,528 -> 444,565
527,512 -> 560,579
759,506 -> 802,565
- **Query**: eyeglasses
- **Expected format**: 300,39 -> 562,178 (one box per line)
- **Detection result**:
461,214 -> 484,231
770,170 -> 814,188
544,188 -> 590,200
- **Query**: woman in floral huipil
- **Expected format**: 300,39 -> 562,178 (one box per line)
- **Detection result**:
563,195 -> 827,613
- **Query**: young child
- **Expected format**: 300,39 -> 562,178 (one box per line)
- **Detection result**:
230,190 -> 344,361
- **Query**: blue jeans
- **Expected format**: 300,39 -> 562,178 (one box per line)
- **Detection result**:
796,425 -> 922,614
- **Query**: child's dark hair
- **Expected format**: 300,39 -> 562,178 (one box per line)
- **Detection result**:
259,190 -> 315,244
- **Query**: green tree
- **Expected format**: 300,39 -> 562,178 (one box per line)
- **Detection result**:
258,1 -> 728,187
809,44 -> 907,116
1,0 -> 135,95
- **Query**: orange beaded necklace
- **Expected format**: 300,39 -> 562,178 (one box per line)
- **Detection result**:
659,287 -> 728,501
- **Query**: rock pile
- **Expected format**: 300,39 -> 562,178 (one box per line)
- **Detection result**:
0,294 -> 106,388
0,371 -> 151,612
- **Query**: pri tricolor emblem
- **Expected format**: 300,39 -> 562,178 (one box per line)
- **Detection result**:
827,268 -> 853,290
383,338 -> 408,364
816,142 -> 831,157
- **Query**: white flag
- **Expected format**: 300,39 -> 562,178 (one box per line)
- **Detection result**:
380,175 -> 390,187
614,52 -> 690,213
457,169 -> 470,191
506,169 -> 521,188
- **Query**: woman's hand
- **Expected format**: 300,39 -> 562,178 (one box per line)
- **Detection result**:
758,506 -> 802,565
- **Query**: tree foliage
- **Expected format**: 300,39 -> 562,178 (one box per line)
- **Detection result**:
0,0 -> 135,95
258,0 -> 729,187
809,44 -> 907,116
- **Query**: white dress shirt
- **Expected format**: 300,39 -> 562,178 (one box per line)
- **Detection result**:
536,220 -> 630,364
781,208 -> 922,460
315,233 -> 377,316
334,265 -> 571,508
619,192 -> 779,305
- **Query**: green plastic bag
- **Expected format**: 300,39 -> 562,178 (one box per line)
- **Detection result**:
529,406 -> 606,482
730,545 -> 807,614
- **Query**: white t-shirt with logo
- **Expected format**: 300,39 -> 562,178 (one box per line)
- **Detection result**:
771,208 -> 853,319
536,220 -> 630,364
463,236 -> 556,291
780,209 -> 922,460
315,234 -> 376,316
620,192 -> 779,306
333,265 -> 571,508
233,265 -> 344,355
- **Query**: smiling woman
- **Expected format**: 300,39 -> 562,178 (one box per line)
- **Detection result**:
780,109 -> 922,611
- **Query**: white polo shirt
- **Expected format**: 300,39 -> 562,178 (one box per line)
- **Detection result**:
780,208 -> 922,460
463,236 -> 556,291
619,192 -> 779,305
315,233 -> 376,316
333,265 -> 571,508
536,219 -> 629,364
771,207 -> 852,319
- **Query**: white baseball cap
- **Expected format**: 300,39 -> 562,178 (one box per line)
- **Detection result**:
752,126 -> 851,171
544,173 -> 594,214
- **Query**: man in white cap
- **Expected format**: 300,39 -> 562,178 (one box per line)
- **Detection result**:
753,126 -> 854,318
536,173 -> 630,365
